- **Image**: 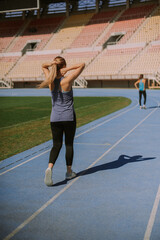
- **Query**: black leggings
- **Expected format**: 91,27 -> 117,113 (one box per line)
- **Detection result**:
49,118 -> 76,166
139,90 -> 146,106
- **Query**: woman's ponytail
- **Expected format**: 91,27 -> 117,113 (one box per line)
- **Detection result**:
38,56 -> 66,88
38,63 -> 57,88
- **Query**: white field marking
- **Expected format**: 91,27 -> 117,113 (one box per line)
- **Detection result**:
143,185 -> 160,240
78,105 -> 158,172
3,177 -> 78,240
75,103 -> 138,138
3,105 -> 157,240
0,103 -> 137,176
74,142 -> 111,146
0,150 -> 50,176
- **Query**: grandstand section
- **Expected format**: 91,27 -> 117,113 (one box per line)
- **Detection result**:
0,19 -> 25,52
8,16 -> 65,52
6,52 -> 59,79
70,10 -> 119,48
0,55 -> 20,78
97,4 -> 156,46
62,49 -> 99,65
82,43 -> 144,76
0,0 -> 160,88
121,41 -> 160,75
44,13 -> 94,50
128,6 -> 160,43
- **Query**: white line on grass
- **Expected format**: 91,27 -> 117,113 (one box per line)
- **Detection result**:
144,184 -> 160,240
3,105 -> 157,240
0,103 -> 137,176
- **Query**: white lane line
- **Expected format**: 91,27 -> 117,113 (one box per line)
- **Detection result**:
74,142 -> 111,146
80,105 -> 158,171
3,177 -> 78,240
144,185 -> 160,240
0,150 -> 50,176
75,103 -> 138,138
3,105 -> 157,240
0,103 -> 137,176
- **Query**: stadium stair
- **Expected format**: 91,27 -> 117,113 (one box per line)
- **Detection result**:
92,8 -> 125,48
148,71 -> 160,89
4,56 -> 22,78
41,17 -> 66,50
73,76 -> 88,88
120,41 -> 160,76
127,5 -> 159,43
5,19 -> 31,53
0,79 -> 12,88
117,43 -> 148,74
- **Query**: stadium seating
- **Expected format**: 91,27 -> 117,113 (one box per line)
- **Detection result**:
82,45 -> 143,76
8,16 -> 65,52
0,20 -> 24,52
7,54 -> 57,79
0,2 -> 160,86
62,50 -> 99,66
44,13 -> 94,50
0,56 -> 20,78
97,4 -> 156,46
128,6 -> 160,43
70,10 -> 118,48
7,49 -> 99,79
121,41 -> 160,75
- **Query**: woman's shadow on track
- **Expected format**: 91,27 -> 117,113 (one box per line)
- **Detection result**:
147,105 -> 160,109
53,155 -> 156,187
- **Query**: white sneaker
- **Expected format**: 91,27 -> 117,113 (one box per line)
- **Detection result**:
143,105 -> 146,109
65,171 -> 76,180
44,168 -> 53,186
140,106 -> 142,109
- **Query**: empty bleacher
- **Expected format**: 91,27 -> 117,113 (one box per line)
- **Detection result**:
70,10 -> 118,48
62,50 -> 99,66
6,53 -> 57,79
8,16 -> 65,52
97,4 -> 156,46
6,49 -> 99,80
44,13 -> 94,50
0,56 -> 20,78
121,41 -> 160,75
0,2 -> 160,88
82,44 -> 143,76
0,19 -> 25,53
128,6 -> 160,43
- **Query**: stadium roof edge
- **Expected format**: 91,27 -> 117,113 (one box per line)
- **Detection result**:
0,0 -> 159,19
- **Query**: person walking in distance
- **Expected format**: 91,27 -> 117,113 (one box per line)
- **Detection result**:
134,74 -> 147,109
38,56 -> 85,186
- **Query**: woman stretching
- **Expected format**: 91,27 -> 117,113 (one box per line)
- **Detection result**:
134,74 -> 147,109
39,56 -> 85,186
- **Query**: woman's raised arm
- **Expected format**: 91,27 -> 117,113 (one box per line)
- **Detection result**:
60,63 -> 85,91
39,61 -> 57,90
42,61 -> 54,79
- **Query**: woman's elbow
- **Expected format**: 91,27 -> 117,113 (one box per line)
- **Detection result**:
81,63 -> 85,69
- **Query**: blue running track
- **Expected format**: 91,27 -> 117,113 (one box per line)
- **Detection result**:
0,88 -> 160,240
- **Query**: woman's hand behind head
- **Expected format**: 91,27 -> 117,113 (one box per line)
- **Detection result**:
60,67 -> 68,77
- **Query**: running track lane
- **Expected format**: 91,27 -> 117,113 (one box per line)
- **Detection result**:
0,89 -> 159,239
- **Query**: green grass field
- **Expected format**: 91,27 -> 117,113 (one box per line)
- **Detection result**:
0,96 -> 131,160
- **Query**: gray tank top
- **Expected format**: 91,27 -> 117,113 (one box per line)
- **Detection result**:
50,77 -> 74,122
